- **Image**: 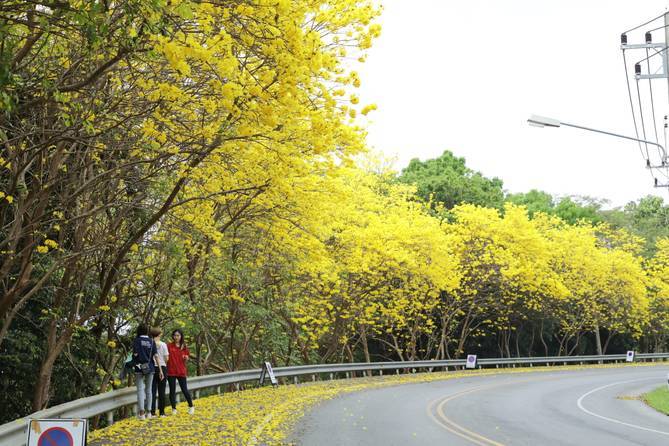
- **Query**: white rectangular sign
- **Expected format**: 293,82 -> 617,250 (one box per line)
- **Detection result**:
626,351 -> 635,362
265,361 -> 278,385
27,419 -> 87,446
466,354 -> 477,369
259,361 -> 278,385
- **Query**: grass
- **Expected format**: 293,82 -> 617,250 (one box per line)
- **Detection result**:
643,386 -> 669,415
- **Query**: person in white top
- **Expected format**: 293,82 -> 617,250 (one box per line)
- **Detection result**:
149,327 -> 169,417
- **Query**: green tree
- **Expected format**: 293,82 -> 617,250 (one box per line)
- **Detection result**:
398,150 -> 504,210
601,196 -> 669,256
506,190 -> 602,224
505,190 -> 554,216
625,196 -> 669,253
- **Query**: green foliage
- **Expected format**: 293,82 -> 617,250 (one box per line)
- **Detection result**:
0,318 -> 39,423
0,301 -> 102,424
625,196 -> 669,255
398,150 -> 505,210
598,196 -> 669,257
506,189 -> 602,224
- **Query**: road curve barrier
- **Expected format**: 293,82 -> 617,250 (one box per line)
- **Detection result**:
2,353 -> 668,445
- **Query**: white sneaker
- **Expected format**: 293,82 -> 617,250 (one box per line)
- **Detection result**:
172,409 -> 177,415
188,406 -> 195,415
138,414 -> 145,420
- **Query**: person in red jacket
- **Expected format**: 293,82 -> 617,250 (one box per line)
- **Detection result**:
167,329 -> 194,414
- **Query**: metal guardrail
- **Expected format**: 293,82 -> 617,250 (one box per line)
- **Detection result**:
1,353 -> 668,445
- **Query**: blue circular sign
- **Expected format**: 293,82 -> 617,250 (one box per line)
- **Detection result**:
38,427 -> 74,446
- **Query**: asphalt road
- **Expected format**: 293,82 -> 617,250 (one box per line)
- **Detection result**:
291,365 -> 669,445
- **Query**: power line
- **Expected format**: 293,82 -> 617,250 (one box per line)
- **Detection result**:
644,22 -> 669,34
628,57 -> 659,184
621,11 -> 669,192
623,11 -> 668,34
633,45 -> 669,66
645,48 -> 663,161
634,77 -> 652,160
622,50 -> 648,160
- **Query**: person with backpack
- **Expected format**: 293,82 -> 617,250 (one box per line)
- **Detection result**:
167,329 -> 194,415
150,327 -> 169,417
132,323 -> 160,420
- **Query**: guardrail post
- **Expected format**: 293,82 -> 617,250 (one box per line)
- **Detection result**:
235,382 -> 240,391
311,374 -> 316,382
329,373 -> 334,380
216,386 -> 221,394
379,369 -> 383,376
195,390 -> 200,399
132,404 -> 137,415
106,410 -> 114,426
176,394 -> 181,403
396,369 -> 400,375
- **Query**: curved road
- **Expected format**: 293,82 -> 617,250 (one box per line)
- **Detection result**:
292,365 -> 669,445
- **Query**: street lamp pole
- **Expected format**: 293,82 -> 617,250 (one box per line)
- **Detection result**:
527,115 -> 668,163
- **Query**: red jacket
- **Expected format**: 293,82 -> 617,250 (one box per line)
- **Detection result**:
167,342 -> 190,377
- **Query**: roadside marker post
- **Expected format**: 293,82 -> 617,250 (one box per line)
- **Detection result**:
259,361 -> 278,387
465,354 -> 477,369
626,351 -> 635,363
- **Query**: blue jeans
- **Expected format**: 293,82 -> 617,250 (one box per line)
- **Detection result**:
135,372 -> 154,413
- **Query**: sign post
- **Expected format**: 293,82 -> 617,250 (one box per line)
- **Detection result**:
465,354 -> 477,369
259,361 -> 278,386
626,351 -> 635,363
27,419 -> 87,446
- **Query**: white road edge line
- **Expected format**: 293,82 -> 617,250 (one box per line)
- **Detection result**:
576,377 -> 669,436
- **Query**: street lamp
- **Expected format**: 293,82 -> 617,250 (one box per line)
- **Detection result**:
527,114 -> 668,164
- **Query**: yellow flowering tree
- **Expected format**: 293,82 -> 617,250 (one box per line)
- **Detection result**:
0,0 -> 381,410
645,238 -> 669,352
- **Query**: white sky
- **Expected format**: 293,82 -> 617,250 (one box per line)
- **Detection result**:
357,0 -> 669,207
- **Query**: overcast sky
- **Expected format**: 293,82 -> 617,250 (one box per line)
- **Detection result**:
357,0 -> 669,207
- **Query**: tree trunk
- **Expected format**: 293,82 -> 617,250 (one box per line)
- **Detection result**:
602,331 -> 614,354
567,332 -> 582,356
360,327 -> 371,363
32,327 -> 72,411
497,332 -> 505,357
539,320 -> 549,357
345,343 -> 354,363
455,313 -> 472,359
594,323 -> 603,356
436,324 -> 447,360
